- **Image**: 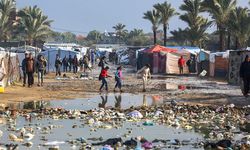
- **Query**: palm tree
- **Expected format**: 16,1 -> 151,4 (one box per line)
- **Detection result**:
112,23 -> 127,44
0,0 -> 15,41
180,0 -> 212,47
128,28 -> 144,38
154,2 -> 177,46
202,0 -> 236,51
229,7 -> 250,49
143,9 -> 160,45
18,5 -> 53,46
170,28 -> 189,45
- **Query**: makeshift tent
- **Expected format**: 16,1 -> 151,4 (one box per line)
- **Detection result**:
197,50 -> 210,76
228,50 -> 250,85
149,51 -> 190,74
144,45 -> 178,53
0,51 -> 20,87
166,46 -> 201,55
40,49 -> 81,72
161,52 -> 189,74
209,51 -> 229,77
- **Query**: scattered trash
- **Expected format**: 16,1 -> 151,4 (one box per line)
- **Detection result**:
127,110 -> 143,119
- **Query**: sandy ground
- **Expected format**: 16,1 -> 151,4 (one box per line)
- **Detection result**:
1,65 -> 250,107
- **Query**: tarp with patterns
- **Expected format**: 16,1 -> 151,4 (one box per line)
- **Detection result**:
0,52 -> 20,87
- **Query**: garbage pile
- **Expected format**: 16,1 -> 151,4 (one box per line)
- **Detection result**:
0,103 -> 249,150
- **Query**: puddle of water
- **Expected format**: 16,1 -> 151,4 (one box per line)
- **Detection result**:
14,93 -> 163,110
0,116 -> 204,150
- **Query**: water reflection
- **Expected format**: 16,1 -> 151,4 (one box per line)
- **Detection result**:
98,95 -> 108,109
0,94 -> 164,111
96,94 -> 162,109
23,101 -> 50,110
114,94 -> 121,109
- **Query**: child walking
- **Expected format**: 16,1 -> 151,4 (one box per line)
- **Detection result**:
114,66 -> 123,92
99,66 -> 112,92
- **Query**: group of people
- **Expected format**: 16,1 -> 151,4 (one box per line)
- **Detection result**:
98,55 -> 151,93
98,56 -> 123,93
22,53 -> 47,87
55,54 -> 92,76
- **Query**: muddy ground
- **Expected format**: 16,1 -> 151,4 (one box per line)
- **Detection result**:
1,65 -> 250,107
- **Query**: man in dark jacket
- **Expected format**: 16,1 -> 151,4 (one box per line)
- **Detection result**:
68,55 -> 73,72
62,56 -> 68,72
55,54 -> 62,76
240,55 -> 250,97
36,55 -> 47,86
26,53 -> 35,88
22,53 -> 29,87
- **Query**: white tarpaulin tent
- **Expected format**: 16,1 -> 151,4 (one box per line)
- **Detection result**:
40,49 -> 81,72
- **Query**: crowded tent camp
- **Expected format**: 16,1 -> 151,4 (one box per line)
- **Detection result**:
0,0 -> 250,150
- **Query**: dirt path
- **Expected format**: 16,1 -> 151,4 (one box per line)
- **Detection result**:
1,66 -> 250,107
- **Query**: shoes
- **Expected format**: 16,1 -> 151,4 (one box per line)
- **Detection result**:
23,84 -> 25,87
37,84 -> 40,87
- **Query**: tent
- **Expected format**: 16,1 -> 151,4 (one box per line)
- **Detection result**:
157,51 -> 189,74
40,49 -> 81,72
228,50 -> 250,85
0,51 -> 20,87
209,51 -> 229,77
197,50 -> 210,76
138,45 -> 191,74
166,46 -> 201,55
144,45 -> 178,53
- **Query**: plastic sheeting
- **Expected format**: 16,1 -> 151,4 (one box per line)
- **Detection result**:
165,53 -> 189,74
0,52 -> 20,87
40,49 -> 81,72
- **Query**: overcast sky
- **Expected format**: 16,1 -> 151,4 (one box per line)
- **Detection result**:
16,0 -> 249,35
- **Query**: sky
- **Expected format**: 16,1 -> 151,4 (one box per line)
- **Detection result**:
16,0 -> 249,36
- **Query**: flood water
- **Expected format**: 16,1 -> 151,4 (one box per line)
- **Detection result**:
0,94 -> 211,149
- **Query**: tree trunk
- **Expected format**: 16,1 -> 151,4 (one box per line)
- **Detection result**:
235,37 -> 239,50
219,29 -> 226,51
227,32 -> 231,50
163,24 -> 167,46
153,29 -> 157,45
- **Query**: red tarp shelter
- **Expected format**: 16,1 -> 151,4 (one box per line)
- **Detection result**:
144,45 -> 178,53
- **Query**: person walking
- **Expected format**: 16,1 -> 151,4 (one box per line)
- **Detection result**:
98,56 -> 108,69
21,53 -> 29,87
83,55 -> 91,73
178,56 -> 186,74
240,55 -> 250,97
36,55 -> 46,86
68,55 -> 73,72
72,55 -> 78,74
137,64 -> 151,92
91,50 -> 95,67
62,56 -> 68,72
55,54 -> 62,76
99,66 -> 112,92
114,66 -> 123,92
26,53 -> 35,88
